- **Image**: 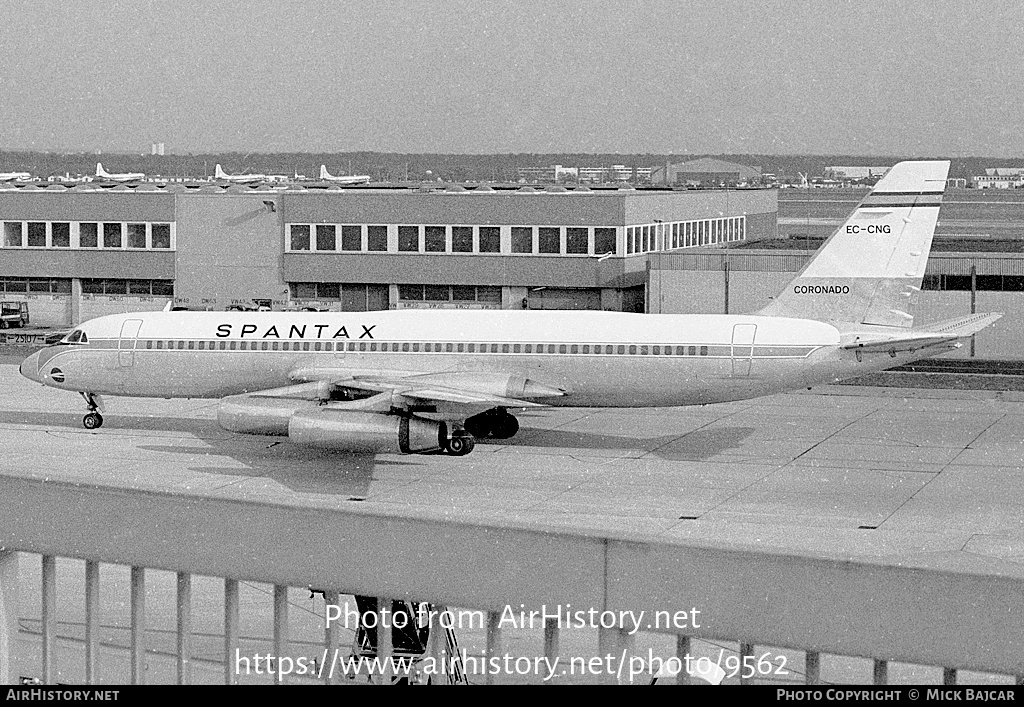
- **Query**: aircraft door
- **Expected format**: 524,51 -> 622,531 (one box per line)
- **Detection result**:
731,323 -> 757,376
118,319 -> 143,367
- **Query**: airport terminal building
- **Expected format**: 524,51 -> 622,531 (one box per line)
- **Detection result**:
0,183 -> 773,321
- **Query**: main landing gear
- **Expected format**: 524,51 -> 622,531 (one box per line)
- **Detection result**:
444,431 -> 475,457
442,409 -> 521,457
80,392 -> 103,430
464,408 -> 520,440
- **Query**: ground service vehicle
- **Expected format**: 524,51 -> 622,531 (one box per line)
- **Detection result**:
0,301 -> 28,329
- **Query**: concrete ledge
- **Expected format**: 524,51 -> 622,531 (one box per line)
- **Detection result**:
1,474 -> 1021,676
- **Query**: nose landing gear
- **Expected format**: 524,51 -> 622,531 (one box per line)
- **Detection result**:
80,392 -> 104,430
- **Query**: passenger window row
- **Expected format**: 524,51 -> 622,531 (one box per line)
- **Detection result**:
137,340 -> 715,355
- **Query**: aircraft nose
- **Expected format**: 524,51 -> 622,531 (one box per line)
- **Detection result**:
19,351 -> 40,382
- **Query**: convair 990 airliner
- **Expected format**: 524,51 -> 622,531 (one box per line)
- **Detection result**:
20,161 -> 1000,456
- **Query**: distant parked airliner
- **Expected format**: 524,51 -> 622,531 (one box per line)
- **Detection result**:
95,163 -> 144,182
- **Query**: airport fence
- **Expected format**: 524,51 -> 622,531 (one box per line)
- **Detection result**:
1,474 -> 1022,685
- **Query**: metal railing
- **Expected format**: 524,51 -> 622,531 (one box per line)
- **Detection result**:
1,473 -> 1022,685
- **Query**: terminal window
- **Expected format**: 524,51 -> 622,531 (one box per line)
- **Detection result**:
539,227 -> 560,254
424,284 -> 449,301
425,226 -> 446,252
80,223 -> 98,248
317,225 -> 337,251
922,274 -> 1024,292
367,225 -> 388,251
398,225 -> 419,252
127,223 -> 147,249
566,227 -> 588,254
4,222 -> 23,247
511,227 -> 533,254
292,283 -> 317,299
398,284 -> 424,301
100,279 -> 126,294
399,284 -> 500,304
51,223 -> 71,248
478,227 -> 500,253
151,223 -> 171,249
27,222 -> 46,247
1,220 -> 172,250
594,228 -> 616,255
287,282 -> 388,310
340,225 -> 359,251
452,226 -> 473,252
103,223 -> 123,249
289,225 -> 311,251
452,285 -> 476,301
477,286 -> 501,302
0,277 -> 71,294
81,278 -> 174,296
317,283 -> 340,299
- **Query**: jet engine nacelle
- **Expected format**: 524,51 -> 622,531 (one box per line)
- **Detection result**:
217,396 -> 322,436
288,410 -> 448,454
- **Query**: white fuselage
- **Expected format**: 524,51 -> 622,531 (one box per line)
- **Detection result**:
20,310 -> 938,411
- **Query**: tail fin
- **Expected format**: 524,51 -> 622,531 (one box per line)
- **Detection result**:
758,160 -> 950,328
214,164 -> 227,179
320,164 -> 332,179
95,162 -> 107,178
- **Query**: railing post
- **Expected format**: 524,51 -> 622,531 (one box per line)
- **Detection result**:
130,566 -> 145,685
41,555 -> 56,685
0,550 -> 19,686
675,635 -> 691,685
485,610 -> 502,685
323,590 -> 341,685
596,625 -> 622,685
543,617 -> 559,685
273,585 -> 289,685
426,603 -> 448,685
176,572 -> 191,685
873,659 -> 888,685
805,651 -> 820,685
377,597 -> 393,684
85,561 -> 100,685
739,642 -> 754,685
224,579 -> 239,685
616,626 -> 635,683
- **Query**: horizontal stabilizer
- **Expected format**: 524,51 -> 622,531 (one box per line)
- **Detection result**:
911,312 -> 1003,338
841,312 -> 1002,353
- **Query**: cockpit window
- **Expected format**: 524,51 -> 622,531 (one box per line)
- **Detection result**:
62,329 -> 88,344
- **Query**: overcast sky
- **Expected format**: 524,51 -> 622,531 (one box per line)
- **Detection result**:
1,0 -> 1021,156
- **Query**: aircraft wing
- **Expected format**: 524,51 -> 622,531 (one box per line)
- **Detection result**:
841,312 -> 1002,353
286,367 -> 567,413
